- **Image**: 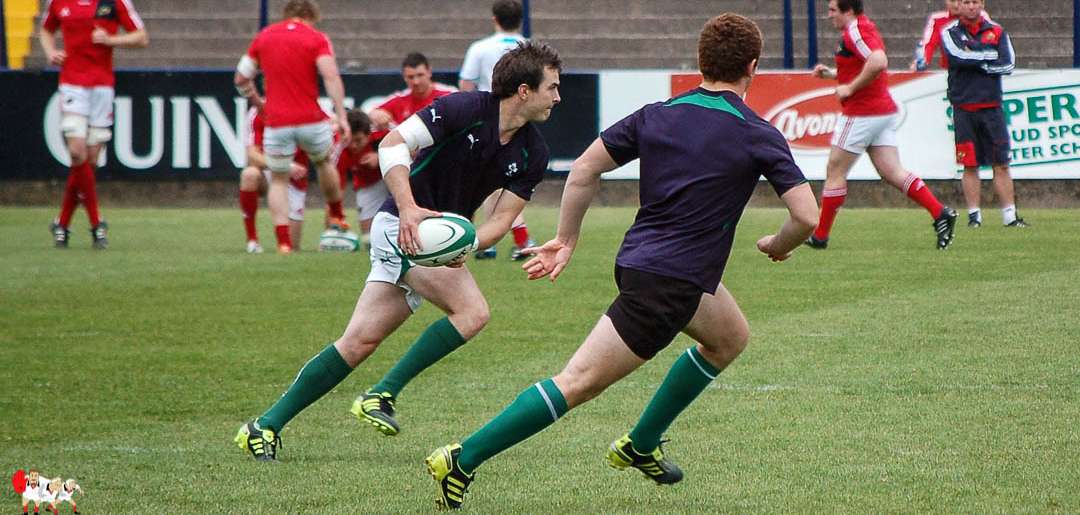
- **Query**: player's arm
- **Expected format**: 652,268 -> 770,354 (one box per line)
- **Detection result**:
234,55 -> 261,107
458,79 -> 477,92
980,30 -> 1014,75
939,27 -> 999,69
458,44 -> 480,91
368,108 -> 394,130
39,29 -> 66,66
913,15 -> 938,71
475,193 -> 526,249
523,138 -> 618,281
93,27 -> 148,48
378,115 -> 442,255
756,183 -> 818,261
246,145 -> 267,170
837,50 -> 887,100
316,55 -> 351,140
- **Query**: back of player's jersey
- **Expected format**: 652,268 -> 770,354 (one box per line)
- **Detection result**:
460,33 -> 527,92
249,20 -> 333,127
602,89 -> 806,292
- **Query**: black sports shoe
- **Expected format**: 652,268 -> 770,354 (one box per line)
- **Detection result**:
1005,218 -> 1030,228
933,206 -> 958,250
90,221 -> 108,250
234,421 -> 281,461
426,444 -> 474,510
967,211 -> 982,228
350,391 -> 400,436
606,434 -> 684,485
804,235 -> 828,249
50,222 -> 70,248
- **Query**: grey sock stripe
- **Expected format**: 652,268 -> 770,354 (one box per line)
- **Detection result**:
685,349 -> 717,380
534,382 -> 559,421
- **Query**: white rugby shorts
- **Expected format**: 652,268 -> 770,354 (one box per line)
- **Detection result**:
367,212 -> 422,312
59,84 -> 115,144
356,181 -> 389,221
263,121 -> 333,172
830,113 -> 900,154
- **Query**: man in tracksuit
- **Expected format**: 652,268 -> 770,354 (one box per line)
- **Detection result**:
941,0 -> 1027,228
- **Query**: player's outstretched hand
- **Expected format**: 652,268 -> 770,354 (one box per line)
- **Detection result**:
522,239 -> 574,282
756,235 -> 792,262
398,206 -> 442,256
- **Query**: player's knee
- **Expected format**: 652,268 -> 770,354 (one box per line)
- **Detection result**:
698,321 -> 750,363
68,145 -> 88,166
239,167 -> 262,190
553,366 -> 607,408
335,332 -> 381,364
452,306 -> 490,339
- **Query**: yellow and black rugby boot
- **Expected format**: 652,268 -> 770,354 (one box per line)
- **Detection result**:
425,444 -> 474,510
234,421 -> 281,462
351,390 -> 400,436
606,434 -> 684,484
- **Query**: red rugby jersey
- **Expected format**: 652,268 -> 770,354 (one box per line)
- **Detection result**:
246,19 -> 334,128
332,139 -> 381,190
836,15 -> 897,116
41,0 -> 144,87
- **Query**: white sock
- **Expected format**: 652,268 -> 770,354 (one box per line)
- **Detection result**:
1002,205 -> 1017,225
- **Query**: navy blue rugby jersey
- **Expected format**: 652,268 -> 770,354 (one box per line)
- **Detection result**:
601,88 -> 807,294
381,91 -> 550,218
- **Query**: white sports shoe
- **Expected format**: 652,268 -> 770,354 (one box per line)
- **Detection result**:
246,240 -> 264,254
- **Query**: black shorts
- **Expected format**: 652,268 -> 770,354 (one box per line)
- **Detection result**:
953,107 -> 1010,167
605,266 -> 704,360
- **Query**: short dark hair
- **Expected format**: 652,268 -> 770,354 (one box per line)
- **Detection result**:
283,0 -> 320,21
835,0 -> 865,14
698,14 -> 762,83
491,41 -> 562,100
401,52 -> 429,69
348,109 -> 371,135
492,0 -> 523,31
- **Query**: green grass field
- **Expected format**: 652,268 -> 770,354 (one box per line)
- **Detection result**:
2,206 -> 1078,514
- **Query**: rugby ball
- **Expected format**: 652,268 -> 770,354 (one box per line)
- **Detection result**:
319,229 -> 361,252
412,213 -> 479,267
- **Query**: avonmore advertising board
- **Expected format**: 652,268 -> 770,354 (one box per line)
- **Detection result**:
599,70 -> 1080,180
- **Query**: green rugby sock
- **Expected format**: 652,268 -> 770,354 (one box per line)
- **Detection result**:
458,378 -> 568,474
628,346 -> 721,454
371,317 -> 465,398
257,343 -> 352,432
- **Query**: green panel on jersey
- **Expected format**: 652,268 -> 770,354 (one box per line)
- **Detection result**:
665,93 -> 745,120
410,121 -> 486,177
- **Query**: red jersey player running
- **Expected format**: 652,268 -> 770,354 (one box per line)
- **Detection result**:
807,0 -> 957,250
239,104 -> 311,253
40,0 -> 148,249
233,0 -> 349,254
